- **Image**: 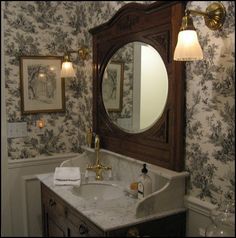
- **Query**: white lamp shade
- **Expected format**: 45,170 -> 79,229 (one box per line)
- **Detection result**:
174,30 -> 203,61
61,61 -> 76,78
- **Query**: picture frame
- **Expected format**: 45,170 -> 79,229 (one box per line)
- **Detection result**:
102,61 -> 124,112
20,56 -> 65,114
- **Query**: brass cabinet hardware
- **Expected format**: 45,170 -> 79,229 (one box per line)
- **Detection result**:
127,227 -> 139,237
49,198 -> 56,207
79,224 -> 88,235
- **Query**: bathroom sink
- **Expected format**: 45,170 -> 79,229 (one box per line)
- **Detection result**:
72,182 -> 125,201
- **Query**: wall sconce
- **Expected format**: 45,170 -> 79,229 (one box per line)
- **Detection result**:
36,119 -> 45,129
174,2 -> 226,61
61,46 -> 89,78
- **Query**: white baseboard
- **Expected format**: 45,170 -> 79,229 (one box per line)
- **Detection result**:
184,195 -> 217,237
184,195 -> 216,216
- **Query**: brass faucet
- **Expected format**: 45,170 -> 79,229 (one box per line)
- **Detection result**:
86,134 -> 112,180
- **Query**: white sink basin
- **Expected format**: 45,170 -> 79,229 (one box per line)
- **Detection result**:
72,182 -> 125,201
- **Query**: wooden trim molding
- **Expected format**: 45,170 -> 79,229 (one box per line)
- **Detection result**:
184,195 -> 216,217
8,153 -> 80,169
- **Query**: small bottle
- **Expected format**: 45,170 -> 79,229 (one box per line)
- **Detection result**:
86,128 -> 93,148
138,164 -> 152,199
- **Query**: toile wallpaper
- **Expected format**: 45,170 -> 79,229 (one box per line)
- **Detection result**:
3,1 -> 235,206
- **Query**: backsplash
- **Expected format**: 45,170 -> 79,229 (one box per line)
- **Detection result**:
3,1 -> 234,206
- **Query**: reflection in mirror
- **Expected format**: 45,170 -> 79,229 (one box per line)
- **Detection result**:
102,41 -> 168,133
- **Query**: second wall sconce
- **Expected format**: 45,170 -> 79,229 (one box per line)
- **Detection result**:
174,2 -> 226,61
36,119 -> 45,129
61,46 -> 89,78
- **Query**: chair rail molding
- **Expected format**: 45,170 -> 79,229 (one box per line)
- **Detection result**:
184,195 -> 216,216
184,195 -> 217,236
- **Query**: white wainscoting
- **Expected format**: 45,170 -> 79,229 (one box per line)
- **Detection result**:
8,153 -> 80,237
184,195 -> 216,237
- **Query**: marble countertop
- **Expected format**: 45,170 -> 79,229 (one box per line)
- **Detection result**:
37,172 -> 186,232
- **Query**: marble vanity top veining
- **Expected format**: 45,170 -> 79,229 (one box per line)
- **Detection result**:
37,172 -> 186,231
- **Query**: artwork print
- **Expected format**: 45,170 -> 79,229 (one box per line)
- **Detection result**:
102,61 -> 124,112
20,56 -> 65,114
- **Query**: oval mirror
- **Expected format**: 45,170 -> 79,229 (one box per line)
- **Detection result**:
102,41 -> 168,133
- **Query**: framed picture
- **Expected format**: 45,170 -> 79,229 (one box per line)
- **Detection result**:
20,56 -> 65,114
102,61 -> 124,112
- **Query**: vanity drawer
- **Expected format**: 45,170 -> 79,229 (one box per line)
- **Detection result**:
67,207 -> 104,237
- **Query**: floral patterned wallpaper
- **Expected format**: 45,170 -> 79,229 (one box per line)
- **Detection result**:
184,1 -> 235,205
3,1 -> 235,206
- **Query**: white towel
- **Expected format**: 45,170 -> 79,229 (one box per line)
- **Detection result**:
54,167 -> 81,186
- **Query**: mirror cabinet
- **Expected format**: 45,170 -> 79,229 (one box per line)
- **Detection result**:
89,1 -> 186,171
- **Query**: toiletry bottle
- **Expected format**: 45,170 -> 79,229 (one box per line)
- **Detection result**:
138,164 -> 152,199
86,128 -> 93,148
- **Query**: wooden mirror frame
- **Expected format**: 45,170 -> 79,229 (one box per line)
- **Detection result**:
89,1 -> 186,171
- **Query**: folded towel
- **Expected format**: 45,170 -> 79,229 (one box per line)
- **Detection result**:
54,167 -> 81,186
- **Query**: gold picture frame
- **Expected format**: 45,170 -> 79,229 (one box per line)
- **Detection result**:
20,56 -> 65,114
102,61 -> 124,112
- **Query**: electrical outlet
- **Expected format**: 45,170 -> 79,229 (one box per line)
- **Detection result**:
199,227 -> 206,237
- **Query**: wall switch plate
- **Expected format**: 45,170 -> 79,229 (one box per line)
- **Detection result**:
8,122 -> 28,138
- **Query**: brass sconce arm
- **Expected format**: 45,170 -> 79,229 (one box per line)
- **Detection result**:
65,46 -> 89,61
186,2 -> 226,31
61,46 -> 89,77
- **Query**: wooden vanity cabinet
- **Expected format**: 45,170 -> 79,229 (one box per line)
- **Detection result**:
41,183 -> 104,237
41,183 -> 186,237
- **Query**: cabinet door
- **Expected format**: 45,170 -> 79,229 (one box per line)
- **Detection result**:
47,214 -> 66,237
41,183 -> 104,237
41,184 -> 67,237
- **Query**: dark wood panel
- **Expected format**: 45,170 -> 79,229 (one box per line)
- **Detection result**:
48,217 -> 66,237
107,211 -> 186,237
89,1 -> 186,171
